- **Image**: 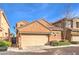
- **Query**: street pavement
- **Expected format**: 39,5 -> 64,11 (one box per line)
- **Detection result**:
0,46 -> 79,55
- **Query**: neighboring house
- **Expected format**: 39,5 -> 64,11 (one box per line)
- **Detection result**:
0,10 -> 10,40
16,20 -> 29,28
16,19 -> 63,49
52,18 -> 79,41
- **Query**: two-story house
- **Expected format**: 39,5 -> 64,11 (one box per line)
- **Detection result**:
53,18 -> 79,41
0,10 -> 10,40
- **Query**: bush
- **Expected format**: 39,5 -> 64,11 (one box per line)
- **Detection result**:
59,40 -> 64,42
70,41 -> 79,44
3,41 -> 11,47
50,40 -> 70,46
58,41 -> 70,46
0,40 -> 11,47
50,41 -> 58,46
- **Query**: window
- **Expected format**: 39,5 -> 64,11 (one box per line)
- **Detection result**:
76,22 -> 79,28
66,21 -> 71,28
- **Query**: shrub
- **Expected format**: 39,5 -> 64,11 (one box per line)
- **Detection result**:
70,41 -> 79,44
0,40 -> 11,47
50,41 -> 58,46
3,41 -> 12,47
59,40 -> 69,42
58,41 -> 70,46
59,40 -> 64,42
50,40 -> 70,46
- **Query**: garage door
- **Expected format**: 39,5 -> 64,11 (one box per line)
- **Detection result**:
20,35 -> 48,48
71,36 -> 79,41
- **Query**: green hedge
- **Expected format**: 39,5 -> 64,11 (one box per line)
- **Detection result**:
50,40 -> 70,46
70,41 -> 79,44
0,40 -> 11,47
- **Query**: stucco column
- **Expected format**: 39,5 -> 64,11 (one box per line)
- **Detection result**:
18,33 -> 22,49
48,34 -> 50,42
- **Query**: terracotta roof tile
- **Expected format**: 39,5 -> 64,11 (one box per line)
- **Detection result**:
52,18 -> 72,24
37,18 -> 51,27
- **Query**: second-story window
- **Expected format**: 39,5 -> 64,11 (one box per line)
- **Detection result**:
76,22 -> 79,28
66,21 -> 71,28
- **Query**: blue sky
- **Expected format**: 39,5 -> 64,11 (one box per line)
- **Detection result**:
0,3 -> 79,34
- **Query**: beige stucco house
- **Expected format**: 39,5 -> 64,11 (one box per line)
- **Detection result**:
52,18 -> 79,41
16,19 -> 63,49
0,10 -> 10,40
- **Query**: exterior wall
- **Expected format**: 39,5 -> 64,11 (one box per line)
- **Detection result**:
71,31 -> 79,35
16,21 -> 28,28
49,31 -> 62,41
73,18 -> 79,29
0,11 -> 10,39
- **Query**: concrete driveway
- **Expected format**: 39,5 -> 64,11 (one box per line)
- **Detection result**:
0,45 -> 79,55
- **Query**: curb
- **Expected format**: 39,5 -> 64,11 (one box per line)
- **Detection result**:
47,44 -> 79,48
